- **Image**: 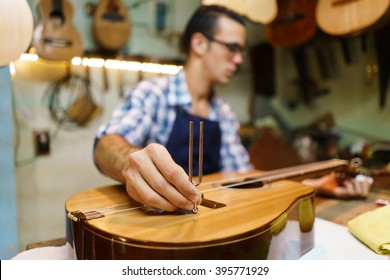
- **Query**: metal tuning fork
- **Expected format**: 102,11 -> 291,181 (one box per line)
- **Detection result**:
189,121 -> 204,214
188,121 -> 227,212
188,121 -> 204,186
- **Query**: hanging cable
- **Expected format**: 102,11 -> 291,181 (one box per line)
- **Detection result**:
42,70 -> 103,132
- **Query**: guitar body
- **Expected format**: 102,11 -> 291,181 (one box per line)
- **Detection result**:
66,177 -> 315,259
93,0 -> 131,52
66,159 -> 351,260
33,0 -> 83,60
202,0 -> 278,24
316,0 -> 390,36
202,0 -> 246,15
0,0 -> 34,66
265,0 -> 317,48
245,0 -> 278,24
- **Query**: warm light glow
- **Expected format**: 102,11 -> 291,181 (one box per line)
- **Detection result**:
19,53 -> 182,75
106,60 -> 142,71
140,62 -> 182,74
159,64 -> 182,75
9,62 -> 16,76
81,57 -> 105,68
19,53 -> 39,62
71,57 -> 82,66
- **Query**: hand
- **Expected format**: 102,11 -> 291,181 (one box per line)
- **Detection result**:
302,172 -> 373,199
122,143 -> 201,212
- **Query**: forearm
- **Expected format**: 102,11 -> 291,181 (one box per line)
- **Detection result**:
94,134 -> 140,183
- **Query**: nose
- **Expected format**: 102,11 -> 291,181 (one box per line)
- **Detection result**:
232,51 -> 245,65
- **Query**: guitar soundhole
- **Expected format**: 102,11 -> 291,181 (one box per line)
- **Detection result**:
49,11 -> 65,26
103,12 -> 125,22
44,37 -> 72,47
233,181 -> 264,189
221,178 -> 264,189
277,13 -> 304,25
103,2 -> 125,22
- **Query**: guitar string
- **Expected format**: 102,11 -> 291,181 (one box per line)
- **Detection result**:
79,160 -> 348,217
80,202 -> 147,218
202,162 -> 346,192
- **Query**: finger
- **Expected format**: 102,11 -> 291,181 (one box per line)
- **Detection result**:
333,186 -> 348,198
125,150 -> 180,211
356,177 -> 372,197
124,164 -> 179,212
141,161 -> 196,211
355,175 -> 373,197
343,179 -> 366,198
352,179 -> 364,196
360,180 -> 371,197
343,180 -> 356,197
130,144 -> 198,211
147,144 -> 200,203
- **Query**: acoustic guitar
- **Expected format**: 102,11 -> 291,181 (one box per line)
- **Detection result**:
316,0 -> 390,37
65,159 -> 349,260
202,0 -> 278,24
93,0 -> 131,52
264,1 -> 318,106
32,0 -> 83,60
264,0 -> 317,48
0,0 -> 34,67
244,0 -> 278,24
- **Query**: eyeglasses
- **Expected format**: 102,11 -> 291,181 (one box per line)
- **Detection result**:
206,37 -> 246,57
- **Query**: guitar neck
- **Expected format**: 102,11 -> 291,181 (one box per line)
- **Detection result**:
52,0 -> 63,13
262,159 -> 348,181
219,159 -> 349,188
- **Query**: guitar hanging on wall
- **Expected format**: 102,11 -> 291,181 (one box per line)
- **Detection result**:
32,0 -> 84,60
93,0 -> 131,53
264,0 -> 319,106
264,0 -> 317,49
315,0 -> 390,37
0,0 -> 34,67
315,0 -> 390,109
201,0 -> 278,24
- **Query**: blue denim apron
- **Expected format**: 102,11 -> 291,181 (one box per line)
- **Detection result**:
165,108 -> 221,176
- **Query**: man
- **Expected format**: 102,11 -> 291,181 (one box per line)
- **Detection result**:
94,5 -> 250,212
93,5 -> 371,213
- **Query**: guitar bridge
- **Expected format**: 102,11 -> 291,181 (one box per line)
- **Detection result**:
200,195 -> 226,209
68,210 -> 104,222
44,37 -> 72,47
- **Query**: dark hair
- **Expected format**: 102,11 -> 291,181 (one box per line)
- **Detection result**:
180,5 -> 246,55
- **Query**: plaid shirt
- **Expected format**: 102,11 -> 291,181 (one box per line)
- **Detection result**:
96,70 -> 253,173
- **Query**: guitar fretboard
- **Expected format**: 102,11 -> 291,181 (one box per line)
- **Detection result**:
213,159 -> 349,189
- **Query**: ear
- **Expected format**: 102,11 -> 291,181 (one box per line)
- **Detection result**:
191,32 -> 209,56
